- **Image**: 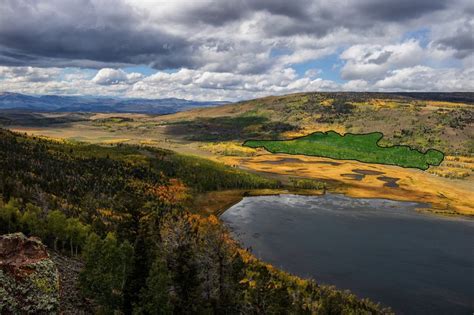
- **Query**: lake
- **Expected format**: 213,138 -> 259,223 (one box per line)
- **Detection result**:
221,194 -> 474,314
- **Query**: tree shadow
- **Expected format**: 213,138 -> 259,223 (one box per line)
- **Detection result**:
165,115 -> 297,142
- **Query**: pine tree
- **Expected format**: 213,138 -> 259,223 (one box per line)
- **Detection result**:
80,232 -> 134,314
136,251 -> 173,315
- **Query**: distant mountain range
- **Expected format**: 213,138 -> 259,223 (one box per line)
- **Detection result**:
0,92 -> 229,114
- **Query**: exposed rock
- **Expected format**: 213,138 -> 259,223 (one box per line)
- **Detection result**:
0,233 -> 60,314
49,251 -> 94,314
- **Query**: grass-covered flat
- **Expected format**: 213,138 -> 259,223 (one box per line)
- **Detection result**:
244,131 -> 444,170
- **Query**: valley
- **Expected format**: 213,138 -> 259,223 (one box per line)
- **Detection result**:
1,92 -> 473,314
2,2 -> 473,313
5,92 -> 474,217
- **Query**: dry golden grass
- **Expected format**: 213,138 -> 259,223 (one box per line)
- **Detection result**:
424,101 -> 472,109
10,122 -> 474,216
369,99 -> 400,109
428,155 -> 474,180
190,188 -> 323,216
101,138 -> 131,144
90,113 -> 152,120
218,153 -> 474,216
156,101 -> 257,122
200,142 -> 258,156
445,155 -> 474,163
281,123 -> 347,139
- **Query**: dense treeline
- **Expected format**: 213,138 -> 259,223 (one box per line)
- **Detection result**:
0,129 -> 278,235
0,199 -> 90,255
0,129 -> 390,314
290,178 -> 327,190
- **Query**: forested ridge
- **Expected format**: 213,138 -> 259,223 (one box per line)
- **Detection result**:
164,92 -> 473,155
0,129 -> 390,314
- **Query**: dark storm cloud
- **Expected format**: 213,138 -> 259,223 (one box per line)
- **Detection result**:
178,0 -> 313,27
176,0 -> 446,35
262,0 -> 446,37
355,0 -> 446,22
260,16 -> 332,38
434,21 -> 474,59
176,1 -> 249,27
0,0 -> 467,71
0,0 -> 194,69
172,0 -> 332,38
252,0 -> 313,19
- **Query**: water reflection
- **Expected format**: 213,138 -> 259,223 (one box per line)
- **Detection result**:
221,194 -> 474,315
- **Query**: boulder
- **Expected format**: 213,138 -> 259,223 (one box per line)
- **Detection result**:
0,233 -> 60,314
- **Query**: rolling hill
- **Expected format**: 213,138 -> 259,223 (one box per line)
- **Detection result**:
0,92 -> 228,114
161,92 -> 474,155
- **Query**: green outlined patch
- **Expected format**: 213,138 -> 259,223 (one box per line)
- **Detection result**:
243,131 -> 444,170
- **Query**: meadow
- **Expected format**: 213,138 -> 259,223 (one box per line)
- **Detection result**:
244,131 -> 444,170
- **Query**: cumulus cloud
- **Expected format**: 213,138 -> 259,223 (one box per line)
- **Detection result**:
432,18 -> 474,59
130,67 -> 340,100
92,68 -> 143,85
1,63 -> 472,101
374,66 -> 474,91
0,1 -> 472,98
0,66 -> 61,82
342,80 -> 370,91
340,40 -> 424,81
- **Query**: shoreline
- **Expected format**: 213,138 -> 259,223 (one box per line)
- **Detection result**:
193,187 -> 474,219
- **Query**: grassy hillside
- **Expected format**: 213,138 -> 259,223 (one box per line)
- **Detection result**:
162,92 -> 474,155
0,129 -> 389,314
2,93 -> 472,156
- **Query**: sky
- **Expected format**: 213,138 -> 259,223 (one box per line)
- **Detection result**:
0,0 -> 473,101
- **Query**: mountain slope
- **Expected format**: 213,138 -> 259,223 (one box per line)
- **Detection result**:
0,92 -> 228,114
160,92 -> 474,155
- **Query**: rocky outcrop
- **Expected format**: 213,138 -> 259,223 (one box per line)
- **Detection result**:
49,250 -> 94,314
0,233 -> 60,314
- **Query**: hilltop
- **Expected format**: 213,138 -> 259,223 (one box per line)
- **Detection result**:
161,92 -> 474,155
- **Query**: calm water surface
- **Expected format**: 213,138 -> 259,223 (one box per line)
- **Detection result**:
221,194 -> 474,315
